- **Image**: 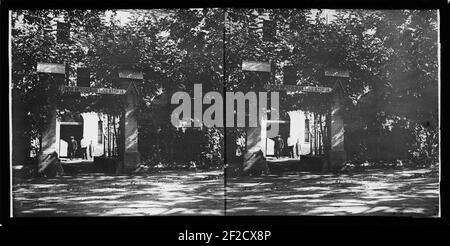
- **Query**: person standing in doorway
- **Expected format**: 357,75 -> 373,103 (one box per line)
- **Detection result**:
296,138 -> 301,160
89,140 -> 93,160
274,135 -> 284,159
287,137 -> 295,158
80,137 -> 88,160
68,136 -> 78,160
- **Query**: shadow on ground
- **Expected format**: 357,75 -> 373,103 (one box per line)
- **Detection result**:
13,170 -> 224,216
225,167 -> 439,216
13,165 -> 439,217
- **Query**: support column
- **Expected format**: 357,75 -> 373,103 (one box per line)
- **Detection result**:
241,68 -> 272,175
41,111 -> 58,154
37,63 -> 66,155
123,88 -> 140,171
36,63 -> 65,175
324,68 -> 348,171
243,124 -> 266,174
118,70 -> 142,172
329,86 -> 346,170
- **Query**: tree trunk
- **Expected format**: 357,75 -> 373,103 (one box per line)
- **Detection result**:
107,115 -> 111,157
314,112 -> 318,155
113,116 -> 117,157
309,115 -> 313,154
39,135 -> 42,153
115,112 -> 125,174
319,114 -> 324,156
324,109 -> 332,172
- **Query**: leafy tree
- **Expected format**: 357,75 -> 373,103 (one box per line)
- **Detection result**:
11,9 -> 439,169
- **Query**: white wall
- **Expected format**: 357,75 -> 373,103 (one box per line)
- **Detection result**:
288,110 -> 312,155
261,110 -> 313,157
81,112 -> 104,157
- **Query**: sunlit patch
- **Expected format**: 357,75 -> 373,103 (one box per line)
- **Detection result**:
102,207 -> 168,216
12,168 -> 438,217
307,205 -> 371,215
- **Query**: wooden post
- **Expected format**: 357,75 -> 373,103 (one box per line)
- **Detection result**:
329,84 -> 346,170
324,68 -> 348,171
35,63 -> 66,175
107,114 -> 111,157
117,70 -> 143,173
241,64 -> 271,175
36,63 -> 65,156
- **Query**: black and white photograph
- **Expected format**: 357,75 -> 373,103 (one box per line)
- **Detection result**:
8,7 -> 441,218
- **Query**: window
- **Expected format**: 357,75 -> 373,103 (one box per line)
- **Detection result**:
77,67 -> 90,87
263,19 -> 276,42
305,119 -> 310,143
283,65 -> 296,85
57,22 -> 70,43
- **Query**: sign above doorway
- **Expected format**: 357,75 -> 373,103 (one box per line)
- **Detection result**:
264,84 -> 333,93
242,61 -> 271,72
60,85 -> 127,95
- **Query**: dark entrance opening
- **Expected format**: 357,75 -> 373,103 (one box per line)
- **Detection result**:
59,124 -> 83,158
265,120 -> 290,157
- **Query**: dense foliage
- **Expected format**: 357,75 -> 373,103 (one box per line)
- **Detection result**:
11,9 -> 439,168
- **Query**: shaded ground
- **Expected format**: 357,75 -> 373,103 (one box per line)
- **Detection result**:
13,170 -> 224,216
13,162 -> 439,217
226,167 -> 439,216
266,156 -> 324,172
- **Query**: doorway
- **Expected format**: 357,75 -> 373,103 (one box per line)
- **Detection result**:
263,120 -> 290,157
59,123 -> 83,158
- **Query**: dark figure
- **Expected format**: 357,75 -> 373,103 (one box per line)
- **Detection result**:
287,137 -> 295,158
274,135 -> 284,159
80,137 -> 88,160
89,140 -> 93,159
68,136 -> 78,160
296,139 -> 301,160
287,146 -> 294,158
